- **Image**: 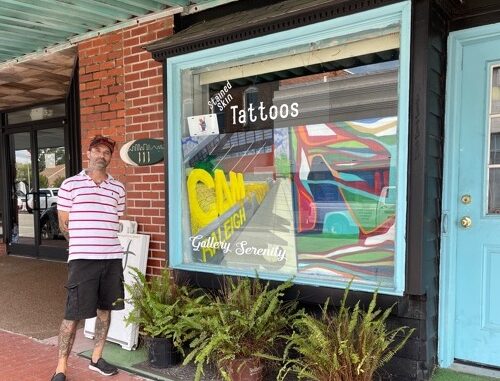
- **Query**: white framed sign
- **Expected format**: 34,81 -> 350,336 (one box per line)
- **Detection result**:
84,233 -> 150,350
187,113 -> 219,136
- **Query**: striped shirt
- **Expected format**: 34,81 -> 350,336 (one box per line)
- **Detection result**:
57,170 -> 126,261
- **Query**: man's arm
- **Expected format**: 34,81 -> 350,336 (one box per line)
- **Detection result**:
58,210 -> 70,241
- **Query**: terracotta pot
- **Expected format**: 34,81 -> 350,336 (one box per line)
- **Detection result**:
225,357 -> 264,381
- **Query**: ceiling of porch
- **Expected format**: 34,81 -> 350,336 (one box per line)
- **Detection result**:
0,0 -> 236,111
0,48 -> 75,111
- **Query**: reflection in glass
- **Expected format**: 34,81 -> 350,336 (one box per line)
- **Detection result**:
489,68 -> 500,213
12,132 -> 34,244
7,103 -> 65,125
491,67 -> 500,114
489,169 -> 500,214
37,128 -> 66,246
181,71 -> 399,288
178,24 -> 401,289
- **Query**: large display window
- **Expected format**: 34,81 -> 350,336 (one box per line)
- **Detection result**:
167,2 -> 411,294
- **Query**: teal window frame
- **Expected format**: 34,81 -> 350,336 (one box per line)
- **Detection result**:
166,1 -> 411,295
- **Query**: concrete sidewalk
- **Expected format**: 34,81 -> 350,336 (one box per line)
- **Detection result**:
0,329 -> 150,381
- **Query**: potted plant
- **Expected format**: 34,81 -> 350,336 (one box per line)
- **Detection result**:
279,286 -> 415,381
123,267 -> 204,368
180,276 -> 298,381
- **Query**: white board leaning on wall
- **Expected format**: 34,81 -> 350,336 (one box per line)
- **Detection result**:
84,231 -> 150,350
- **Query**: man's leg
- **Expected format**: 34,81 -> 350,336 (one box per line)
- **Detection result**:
55,319 -> 79,375
88,309 -> 118,376
91,309 -> 111,362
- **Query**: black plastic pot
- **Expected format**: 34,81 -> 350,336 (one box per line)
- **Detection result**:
146,337 -> 180,368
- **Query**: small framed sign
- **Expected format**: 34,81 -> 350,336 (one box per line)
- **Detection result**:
120,138 -> 164,166
187,113 -> 219,136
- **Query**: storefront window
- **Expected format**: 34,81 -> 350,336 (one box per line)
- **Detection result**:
168,3 -> 411,293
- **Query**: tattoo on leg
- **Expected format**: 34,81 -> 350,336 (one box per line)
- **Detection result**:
94,310 -> 111,350
58,320 -> 78,359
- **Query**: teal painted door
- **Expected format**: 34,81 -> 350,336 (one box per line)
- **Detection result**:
454,36 -> 500,366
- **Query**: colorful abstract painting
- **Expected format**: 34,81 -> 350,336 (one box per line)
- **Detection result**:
291,118 -> 397,286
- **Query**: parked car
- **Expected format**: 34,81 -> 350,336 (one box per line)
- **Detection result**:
305,184 -> 395,234
26,188 -> 58,213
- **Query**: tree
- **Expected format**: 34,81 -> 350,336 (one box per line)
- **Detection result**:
39,175 -> 49,188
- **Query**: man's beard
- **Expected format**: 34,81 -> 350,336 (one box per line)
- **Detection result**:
93,159 -> 108,169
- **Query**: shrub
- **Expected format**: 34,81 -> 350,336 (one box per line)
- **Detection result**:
180,276 -> 298,381
279,286 -> 415,381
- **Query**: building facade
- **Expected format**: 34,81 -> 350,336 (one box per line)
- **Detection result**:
1,0 -> 500,379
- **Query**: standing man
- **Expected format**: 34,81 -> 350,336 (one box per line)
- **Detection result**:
51,135 -> 126,381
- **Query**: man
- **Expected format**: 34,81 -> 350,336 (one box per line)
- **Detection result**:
51,135 -> 126,381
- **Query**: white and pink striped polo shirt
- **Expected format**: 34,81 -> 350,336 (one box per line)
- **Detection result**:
57,170 -> 126,261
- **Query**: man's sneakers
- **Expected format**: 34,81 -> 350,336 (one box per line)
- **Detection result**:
50,373 -> 66,381
89,358 -> 119,376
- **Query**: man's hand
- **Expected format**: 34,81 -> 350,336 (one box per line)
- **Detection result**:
58,210 -> 70,241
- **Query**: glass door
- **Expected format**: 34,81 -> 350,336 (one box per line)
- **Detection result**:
9,125 -> 68,260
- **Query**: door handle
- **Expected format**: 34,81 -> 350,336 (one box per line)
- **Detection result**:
460,216 -> 472,228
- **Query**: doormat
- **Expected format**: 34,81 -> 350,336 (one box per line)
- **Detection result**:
79,342 -> 221,381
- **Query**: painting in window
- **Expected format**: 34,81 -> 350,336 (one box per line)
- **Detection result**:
177,22 -> 404,290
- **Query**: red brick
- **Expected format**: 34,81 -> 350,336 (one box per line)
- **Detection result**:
148,76 -> 162,86
110,101 -> 124,111
108,50 -> 122,60
140,68 -> 158,79
131,62 -> 148,72
92,54 -> 108,64
93,87 -> 109,97
132,97 -> 150,106
110,119 -> 125,128
80,73 -> 93,83
130,25 -> 147,36
101,111 -> 117,120
81,97 -> 101,107
125,73 -> 140,82
124,36 -> 140,47
131,79 -> 148,89
124,55 -> 140,65
92,37 -> 107,48
80,106 -> 94,115
101,95 -> 117,103
109,85 -> 124,94
132,115 -> 149,124
85,64 -> 100,73
101,78 -> 116,87
100,61 -> 115,71
94,104 -> 109,113
86,80 -> 102,90
78,40 -> 93,50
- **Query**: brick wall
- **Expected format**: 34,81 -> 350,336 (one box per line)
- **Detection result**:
78,17 -> 173,275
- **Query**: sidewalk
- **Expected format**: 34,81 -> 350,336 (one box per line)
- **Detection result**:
0,329 -> 150,381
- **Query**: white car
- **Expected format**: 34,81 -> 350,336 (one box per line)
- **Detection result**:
27,188 -> 59,213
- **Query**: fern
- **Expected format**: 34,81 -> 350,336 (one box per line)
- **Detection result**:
122,267 -> 207,351
279,285 -> 415,381
182,276 -> 298,381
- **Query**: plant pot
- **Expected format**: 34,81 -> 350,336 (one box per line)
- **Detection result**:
225,357 -> 264,381
146,337 -> 180,368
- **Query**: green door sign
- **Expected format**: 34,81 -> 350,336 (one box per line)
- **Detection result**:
120,138 -> 164,166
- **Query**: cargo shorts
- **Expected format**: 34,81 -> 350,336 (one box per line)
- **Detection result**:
64,259 -> 124,321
